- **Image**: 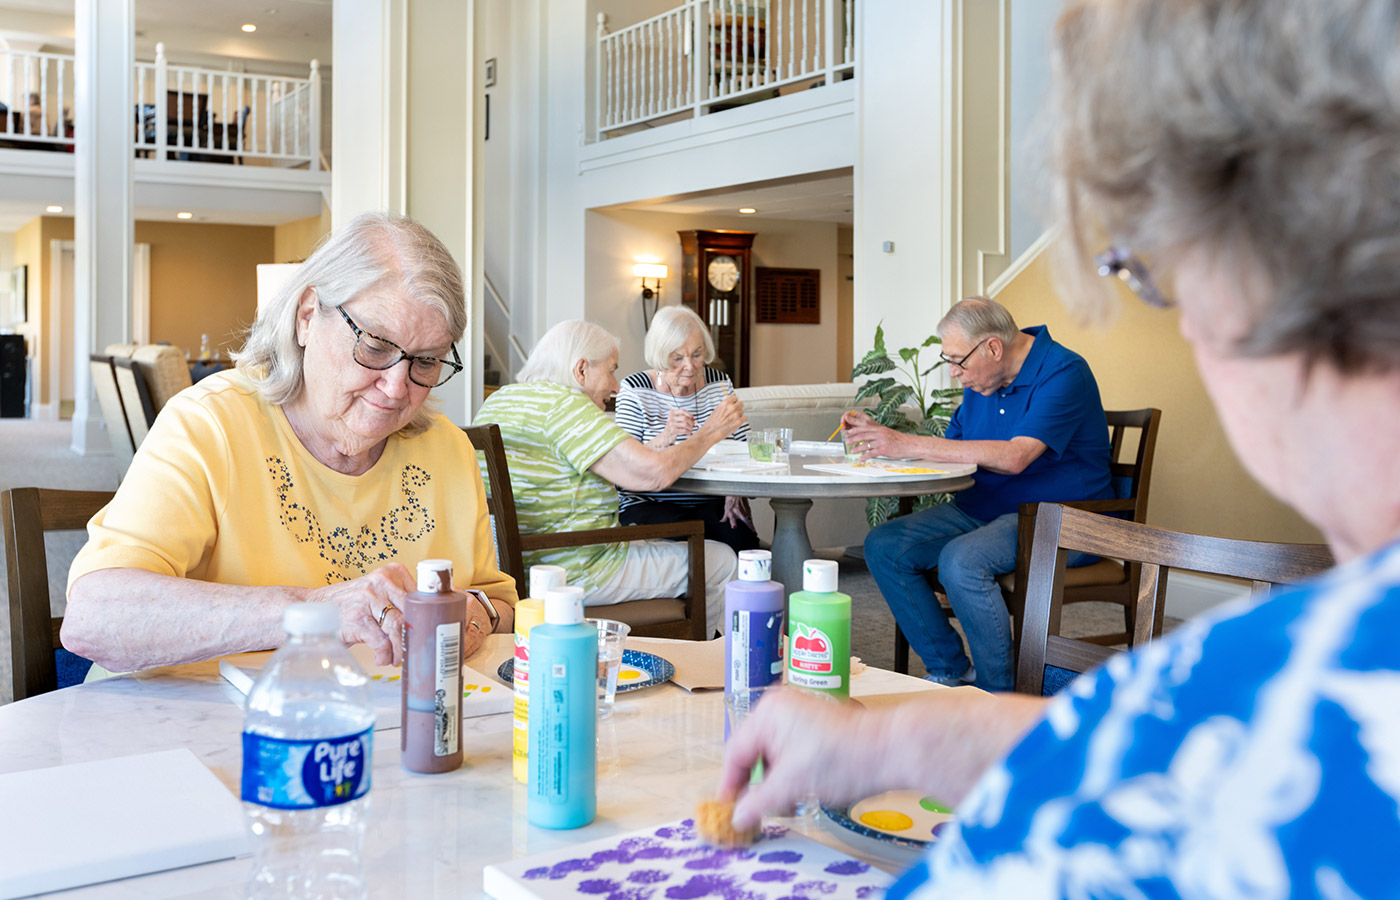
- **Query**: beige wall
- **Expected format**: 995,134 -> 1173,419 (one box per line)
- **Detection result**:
14,216 -> 275,407
136,221 -> 273,359
273,205 -> 332,263
995,251 -> 1322,545
584,208 -> 841,385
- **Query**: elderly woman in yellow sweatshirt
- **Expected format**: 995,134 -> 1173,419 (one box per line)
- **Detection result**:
63,213 -> 517,676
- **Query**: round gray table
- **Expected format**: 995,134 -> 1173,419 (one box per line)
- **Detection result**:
673,452 -> 976,592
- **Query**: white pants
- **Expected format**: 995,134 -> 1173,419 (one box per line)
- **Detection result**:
586,539 -> 737,637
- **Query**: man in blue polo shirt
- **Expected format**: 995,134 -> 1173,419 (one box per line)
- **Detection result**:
842,296 -> 1111,692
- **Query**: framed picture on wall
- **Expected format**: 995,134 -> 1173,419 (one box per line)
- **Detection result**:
11,265 -> 26,323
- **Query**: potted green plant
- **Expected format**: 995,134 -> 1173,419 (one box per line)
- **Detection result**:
852,323 -> 963,526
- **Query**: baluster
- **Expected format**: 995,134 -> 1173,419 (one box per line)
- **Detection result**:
57,58 -> 66,146
39,57 -> 49,138
136,65 -> 145,150
645,22 -> 652,117
802,0 -> 808,74
605,37 -> 614,128
280,81 -> 288,156
845,0 -> 853,64
236,75 -> 245,156
22,61 -> 31,135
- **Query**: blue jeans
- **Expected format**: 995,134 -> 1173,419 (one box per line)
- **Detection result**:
865,503 -> 1018,691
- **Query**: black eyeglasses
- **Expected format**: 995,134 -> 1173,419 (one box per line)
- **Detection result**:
336,305 -> 463,388
939,337 -> 989,368
1095,245 -> 1173,309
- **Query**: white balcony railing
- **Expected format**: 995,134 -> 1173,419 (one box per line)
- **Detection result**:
1,43 -> 321,169
0,49 -> 74,149
596,0 -> 855,138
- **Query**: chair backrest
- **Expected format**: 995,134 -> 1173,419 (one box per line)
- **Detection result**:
1104,408 -> 1162,522
131,343 -> 193,410
461,424 -> 527,598
112,357 -> 155,445
88,354 -> 135,479
3,487 -> 115,701
1015,503 -> 1335,695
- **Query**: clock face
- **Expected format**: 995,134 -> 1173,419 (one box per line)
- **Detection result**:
707,255 -> 740,293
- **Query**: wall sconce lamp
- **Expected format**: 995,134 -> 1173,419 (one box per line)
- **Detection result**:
634,263 -> 667,329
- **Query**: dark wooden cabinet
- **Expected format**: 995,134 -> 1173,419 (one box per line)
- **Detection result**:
678,229 -> 756,387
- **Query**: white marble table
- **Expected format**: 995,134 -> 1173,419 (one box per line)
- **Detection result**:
674,452 -> 977,592
0,635 -> 937,898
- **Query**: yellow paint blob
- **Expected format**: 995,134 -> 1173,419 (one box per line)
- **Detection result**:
618,669 -> 643,681
859,810 -> 914,832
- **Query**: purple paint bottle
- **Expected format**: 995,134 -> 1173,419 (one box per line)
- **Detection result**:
723,549 -> 785,738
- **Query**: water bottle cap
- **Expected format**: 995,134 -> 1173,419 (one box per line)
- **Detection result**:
737,549 -> 772,582
283,601 -> 339,635
802,559 -> 839,593
416,559 -> 453,593
529,564 -> 568,599
543,586 -> 585,625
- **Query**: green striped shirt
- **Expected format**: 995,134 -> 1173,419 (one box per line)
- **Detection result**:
473,382 -> 631,592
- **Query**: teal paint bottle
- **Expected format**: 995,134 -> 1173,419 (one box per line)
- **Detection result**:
527,585 -> 597,829
786,559 -> 852,699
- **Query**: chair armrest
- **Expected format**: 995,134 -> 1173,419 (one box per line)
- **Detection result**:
519,519 -> 704,552
1015,498 -> 1136,519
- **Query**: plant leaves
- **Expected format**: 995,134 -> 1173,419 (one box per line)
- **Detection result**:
922,334 -> 943,348
872,323 -> 887,355
875,386 -> 915,420
854,376 -> 897,404
897,346 -> 918,364
852,355 -> 896,378
865,495 -> 901,527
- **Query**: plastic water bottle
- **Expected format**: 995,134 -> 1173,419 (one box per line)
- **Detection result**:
242,602 -> 374,899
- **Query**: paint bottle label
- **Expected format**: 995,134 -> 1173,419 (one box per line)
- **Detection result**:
730,608 -> 785,690
434,622 -> 461,757
787,622 -> 840,690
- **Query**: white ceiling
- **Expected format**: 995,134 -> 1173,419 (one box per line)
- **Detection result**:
610,170 -> 855,225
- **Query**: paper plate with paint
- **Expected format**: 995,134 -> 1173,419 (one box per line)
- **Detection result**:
822,790 -> 955,853
497,649 -> 675,693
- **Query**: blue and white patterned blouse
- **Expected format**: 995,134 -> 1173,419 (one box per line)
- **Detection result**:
888,538 -> 1400,899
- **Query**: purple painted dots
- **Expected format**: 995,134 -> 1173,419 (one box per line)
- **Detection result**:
757,850 -> 803,864
751,870 -> 798,883
628,870 -> 671,885
578,879 -> 621,894
823,861 -> 869,877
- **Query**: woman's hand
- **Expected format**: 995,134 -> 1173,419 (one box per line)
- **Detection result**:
722,496 -> 753,531
462,595 -> 494,658
699,394 -> 746,439
652,407 -> 696,448
306,562 -> 416,666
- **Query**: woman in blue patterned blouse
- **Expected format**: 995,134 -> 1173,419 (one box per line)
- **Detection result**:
720,1 -> 1400,896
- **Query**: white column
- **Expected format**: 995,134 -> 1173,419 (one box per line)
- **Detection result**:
332,0 -> 477,423
71,0 -> 134,455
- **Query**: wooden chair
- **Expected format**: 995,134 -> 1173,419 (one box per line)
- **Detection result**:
463,425 -> 708,640
1015,503 -> 1335,695
894,408 -> 1162,674
112,357 -> 156,447
89,354 -> 136,479
3,487 -> 115,701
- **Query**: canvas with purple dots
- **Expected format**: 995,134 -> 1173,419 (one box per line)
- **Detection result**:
483,819 -> 892,900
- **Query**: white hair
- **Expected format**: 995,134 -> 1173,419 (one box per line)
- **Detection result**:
644,305 -> 716,371
516,320 -> 620,388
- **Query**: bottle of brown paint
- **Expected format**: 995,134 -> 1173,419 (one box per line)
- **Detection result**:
401,559 -> 466,773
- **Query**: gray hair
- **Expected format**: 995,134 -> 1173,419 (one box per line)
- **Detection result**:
234,211 -> 466,436
937,296 -> 1020,345
516,320 -> 619,388
644,305 -> 716,371
1050,0 -> 1400,373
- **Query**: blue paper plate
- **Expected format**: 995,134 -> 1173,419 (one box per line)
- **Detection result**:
496,648 -> 676,693
822,790 -> 955,853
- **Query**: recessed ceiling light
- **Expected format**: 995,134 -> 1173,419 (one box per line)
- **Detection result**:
45,205 -> 63,213
241,23 -> 257,33
177,211 -> 193,219
739,207 -> 757,214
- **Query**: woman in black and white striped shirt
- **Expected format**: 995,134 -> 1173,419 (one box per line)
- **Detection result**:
615,306 -> 761,552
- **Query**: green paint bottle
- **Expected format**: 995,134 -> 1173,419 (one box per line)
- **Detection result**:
786,559 -> 851,699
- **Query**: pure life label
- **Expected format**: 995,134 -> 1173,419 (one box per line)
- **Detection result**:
241,728 -> 373,809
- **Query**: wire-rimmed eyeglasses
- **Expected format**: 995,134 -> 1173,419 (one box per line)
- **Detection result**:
939,337 -> 989,368
1094,245 -> 1173,309
336,305 -> 463,388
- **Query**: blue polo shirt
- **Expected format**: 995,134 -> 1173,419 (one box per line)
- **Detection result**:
945,326 -> 1112,521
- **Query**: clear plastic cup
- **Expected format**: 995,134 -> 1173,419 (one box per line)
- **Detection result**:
588,618 -> 631,718
841,430 -> 867,466
748,428 -> 778,462
772,427 -> 793,463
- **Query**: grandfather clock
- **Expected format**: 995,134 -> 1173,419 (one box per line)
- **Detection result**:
678,229 -> 757,387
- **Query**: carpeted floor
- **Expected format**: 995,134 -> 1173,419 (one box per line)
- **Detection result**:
0,417 -> 1176,705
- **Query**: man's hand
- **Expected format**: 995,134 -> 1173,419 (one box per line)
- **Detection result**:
841,414 -> 919,460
